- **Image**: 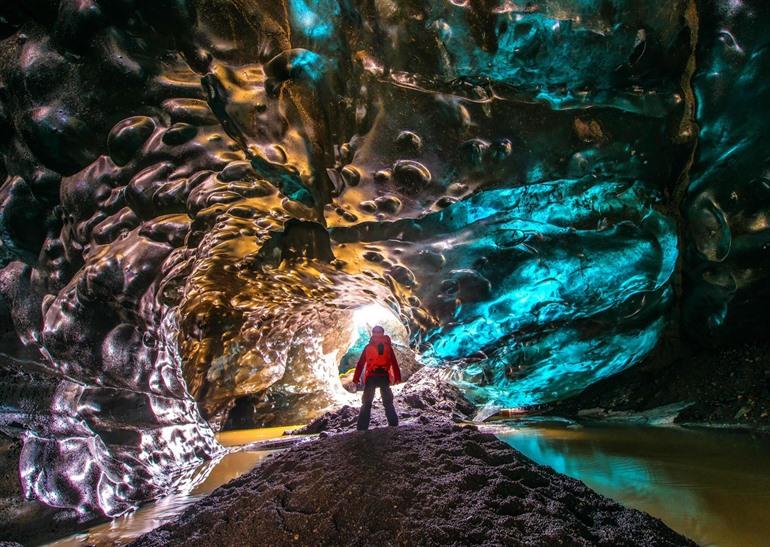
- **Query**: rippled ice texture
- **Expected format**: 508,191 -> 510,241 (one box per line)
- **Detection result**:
0,0 -> 764,517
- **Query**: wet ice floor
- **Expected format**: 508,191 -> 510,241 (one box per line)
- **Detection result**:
46,422 -> 770,547
496,421 -> 770,547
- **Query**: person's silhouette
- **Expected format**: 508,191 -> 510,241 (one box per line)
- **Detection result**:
352,326 -> 401,430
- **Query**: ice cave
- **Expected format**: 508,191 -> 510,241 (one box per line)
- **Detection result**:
1,0 -> 770,545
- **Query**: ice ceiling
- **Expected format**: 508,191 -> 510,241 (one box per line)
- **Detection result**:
0,0 -> 768,517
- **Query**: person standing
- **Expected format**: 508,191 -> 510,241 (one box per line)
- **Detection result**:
353,326 -> 401,430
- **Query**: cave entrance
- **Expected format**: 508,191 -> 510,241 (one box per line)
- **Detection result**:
218,302 -> 414,431
337,303 -> 417,389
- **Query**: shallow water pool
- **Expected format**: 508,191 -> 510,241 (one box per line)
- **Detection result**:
496,421 -> 770,547
45,422 -> 770,546
46,426 -> 301,546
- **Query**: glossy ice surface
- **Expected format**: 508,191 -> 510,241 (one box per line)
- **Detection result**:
0,0 -> 767,517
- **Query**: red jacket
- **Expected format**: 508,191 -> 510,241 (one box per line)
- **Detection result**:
352,334 -> 402,385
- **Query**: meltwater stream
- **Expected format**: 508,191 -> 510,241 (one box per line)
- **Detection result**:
497,422 -> 770,547
45,423 -> 770,547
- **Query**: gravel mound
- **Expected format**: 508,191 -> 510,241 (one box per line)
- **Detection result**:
133,419 -> 693,546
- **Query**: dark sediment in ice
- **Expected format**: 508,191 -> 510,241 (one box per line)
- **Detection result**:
132,415 -> 693,547
548,339 -> 770,430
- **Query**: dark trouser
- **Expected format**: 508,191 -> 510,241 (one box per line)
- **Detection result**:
357,373 -> 398,430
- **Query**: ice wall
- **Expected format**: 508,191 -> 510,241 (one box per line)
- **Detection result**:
0,0 -> 765,517
683,1 -> 770,342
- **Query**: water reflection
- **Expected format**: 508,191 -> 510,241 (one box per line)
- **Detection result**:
218,425 -> 302,447
47,426 -> 300,546
45,422 -> 770,547
496,422 -> 770,547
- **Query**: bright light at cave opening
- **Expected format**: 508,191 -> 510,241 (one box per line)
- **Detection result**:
337,303 -> 413,395
352,304 -> 407,344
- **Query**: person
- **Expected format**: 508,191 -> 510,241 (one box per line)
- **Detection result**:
352,325 -> 401,430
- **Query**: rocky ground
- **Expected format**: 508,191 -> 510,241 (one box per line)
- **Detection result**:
132,423 -> 692,546
5,342 -> 770,545
549,339 -> 770,429
133,371 -> 693,547
294,368 -> 476,434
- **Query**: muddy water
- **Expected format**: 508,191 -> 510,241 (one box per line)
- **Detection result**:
47,426 -> 300,547
496,421 -> 770,547
217,425 -> 303,447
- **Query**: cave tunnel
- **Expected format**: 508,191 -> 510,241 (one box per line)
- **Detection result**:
2,0 -> 770,545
